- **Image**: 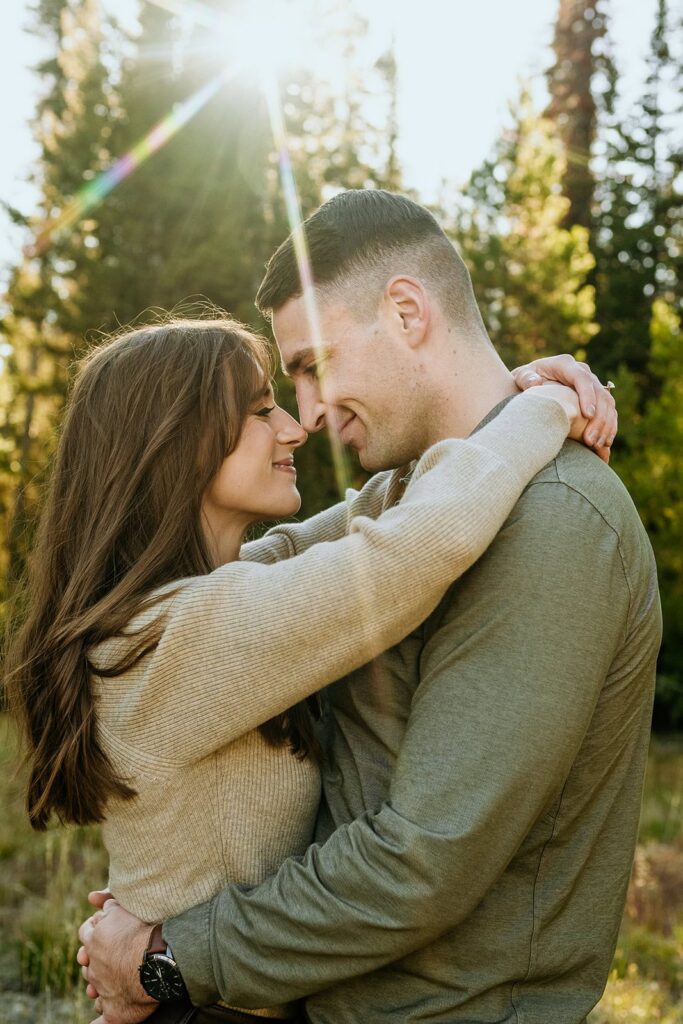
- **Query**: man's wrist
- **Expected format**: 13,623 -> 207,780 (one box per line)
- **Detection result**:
138,923 -> 187,1003
163,898 -> 220,1006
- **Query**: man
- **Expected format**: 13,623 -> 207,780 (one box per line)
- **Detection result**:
80,190 -> 660,1023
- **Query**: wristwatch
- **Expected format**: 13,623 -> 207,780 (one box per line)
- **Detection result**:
138,923 -> 188,1002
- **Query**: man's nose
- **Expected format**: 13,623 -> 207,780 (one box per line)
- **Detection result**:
296,384 -> 327,434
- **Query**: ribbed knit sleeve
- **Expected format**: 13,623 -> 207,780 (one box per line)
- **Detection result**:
240,469 -> 396,565
95,392 -> 569,766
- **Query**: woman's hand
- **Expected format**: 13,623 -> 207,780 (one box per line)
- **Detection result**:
512,355 -> 617,463
523,383 -> 588,445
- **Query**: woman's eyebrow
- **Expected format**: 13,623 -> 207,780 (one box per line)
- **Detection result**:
255,381 -> 274,399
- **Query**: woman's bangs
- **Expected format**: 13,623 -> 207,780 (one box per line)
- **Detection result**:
234,333 -> 275,410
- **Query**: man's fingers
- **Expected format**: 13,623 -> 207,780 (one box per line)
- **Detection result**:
88,889 -> 114,909
583,393 -> 616,450
582,428 -> 611,463
79,907 -> 108,949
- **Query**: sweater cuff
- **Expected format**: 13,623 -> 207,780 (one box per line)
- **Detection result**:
466,391 -> 570,485
163,897 -> 220,1006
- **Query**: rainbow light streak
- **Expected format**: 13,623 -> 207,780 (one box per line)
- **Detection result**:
33,71 -> 227,255
264,75 -> 353,498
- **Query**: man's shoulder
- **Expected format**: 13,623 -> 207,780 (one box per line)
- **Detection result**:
520,440 -> 646,545
472,441 -> 658,624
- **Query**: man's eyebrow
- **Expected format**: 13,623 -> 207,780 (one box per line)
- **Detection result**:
281,346 -> 321,377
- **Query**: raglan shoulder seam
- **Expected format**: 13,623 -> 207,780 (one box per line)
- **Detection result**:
524,461 -> 635,630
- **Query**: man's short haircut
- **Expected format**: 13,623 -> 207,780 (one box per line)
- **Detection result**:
256,189 -> 488,336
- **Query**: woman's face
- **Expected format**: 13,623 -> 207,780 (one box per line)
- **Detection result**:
202,382 -> 307,535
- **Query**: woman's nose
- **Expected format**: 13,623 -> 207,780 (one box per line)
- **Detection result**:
276,409 -> 308,448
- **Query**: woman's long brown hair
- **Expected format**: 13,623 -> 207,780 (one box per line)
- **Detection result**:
5,313 -> 320,831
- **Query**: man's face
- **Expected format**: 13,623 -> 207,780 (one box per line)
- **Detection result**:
272,293 -> 424,472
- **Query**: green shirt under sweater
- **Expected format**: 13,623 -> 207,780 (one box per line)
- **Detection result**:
166,397 -> 662,1024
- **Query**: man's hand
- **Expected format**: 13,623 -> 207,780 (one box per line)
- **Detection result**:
77,891 -> 159,1024
512,354 -> 617,463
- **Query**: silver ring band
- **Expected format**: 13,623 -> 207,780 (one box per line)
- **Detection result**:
604,380 -> 615,391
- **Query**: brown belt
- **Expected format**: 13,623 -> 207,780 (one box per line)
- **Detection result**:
148,1001 -> 298,1024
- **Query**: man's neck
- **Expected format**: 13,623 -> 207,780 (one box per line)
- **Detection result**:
423,342 -> 519,446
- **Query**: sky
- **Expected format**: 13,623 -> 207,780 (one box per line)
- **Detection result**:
0,0 -> 665,285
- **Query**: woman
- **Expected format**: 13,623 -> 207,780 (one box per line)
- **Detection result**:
5,313 -> 583,1023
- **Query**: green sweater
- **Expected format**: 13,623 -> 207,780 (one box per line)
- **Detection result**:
166,397 -> 661,1024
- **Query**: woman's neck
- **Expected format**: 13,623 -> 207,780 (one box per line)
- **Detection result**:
201,511 -> 249,568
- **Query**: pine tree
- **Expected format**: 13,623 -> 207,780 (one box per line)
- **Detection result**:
546,0 -> 608,230
449,93 -> 596,369
374,41 -> 401,193
589,0 -> 680,379
610,299 -> 683,724
1,0 -> 112,593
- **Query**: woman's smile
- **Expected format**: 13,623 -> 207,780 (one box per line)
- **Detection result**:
273,455 -> 296,473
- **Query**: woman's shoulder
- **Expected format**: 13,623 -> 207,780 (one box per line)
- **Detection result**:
88,576 -> 194,675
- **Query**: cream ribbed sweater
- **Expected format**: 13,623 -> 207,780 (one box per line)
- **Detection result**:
92,392 -> 569,1018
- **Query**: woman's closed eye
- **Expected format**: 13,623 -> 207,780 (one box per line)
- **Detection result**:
255,405 -> 276,417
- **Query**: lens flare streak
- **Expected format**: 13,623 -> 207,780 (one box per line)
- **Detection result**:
264,76 -> 353,497
33,72 -> 227,255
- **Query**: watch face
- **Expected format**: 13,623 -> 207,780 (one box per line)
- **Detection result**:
139,954 -> 186,1002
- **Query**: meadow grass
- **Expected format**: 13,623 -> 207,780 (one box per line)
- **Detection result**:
0,714 -> 682,1023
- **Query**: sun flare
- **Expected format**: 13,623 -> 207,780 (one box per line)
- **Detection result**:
215,1 -> 315,80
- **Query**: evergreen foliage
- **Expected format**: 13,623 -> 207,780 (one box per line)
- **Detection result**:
611,300 -> 683,726
448,93 -> 596,369
590,0 -> 681,380
1,0 -> 112,590
545,0 -> 683,716
546,0 -> 608,231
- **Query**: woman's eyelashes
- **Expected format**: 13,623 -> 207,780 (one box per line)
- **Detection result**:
255,405 -> 276,418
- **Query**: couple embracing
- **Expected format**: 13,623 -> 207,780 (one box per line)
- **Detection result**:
7,189 -> 661,1024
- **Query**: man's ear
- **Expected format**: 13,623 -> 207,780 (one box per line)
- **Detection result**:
384,275 -> 430,348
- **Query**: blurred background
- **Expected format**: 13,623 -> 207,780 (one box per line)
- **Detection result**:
0,1 -> 682,1021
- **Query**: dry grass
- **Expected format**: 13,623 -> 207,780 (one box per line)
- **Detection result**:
1,715 -> 682,1023
0,715 -> 107,1023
